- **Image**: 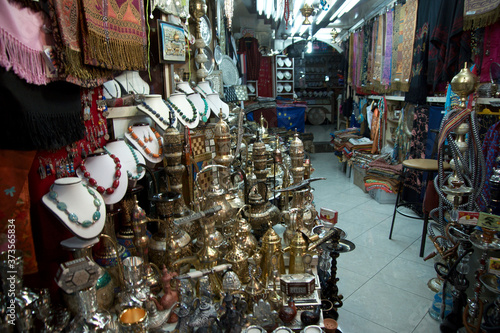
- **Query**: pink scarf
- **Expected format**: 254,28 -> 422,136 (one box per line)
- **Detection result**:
0,0 -> 54,85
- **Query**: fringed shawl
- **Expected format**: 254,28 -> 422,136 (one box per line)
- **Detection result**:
464,0 -> 500,30
0,0 -> 54,85
80,0 -> 148,71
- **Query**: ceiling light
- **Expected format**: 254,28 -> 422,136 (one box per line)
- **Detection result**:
330,0 -> 361,21
299,24 -> 310,35
349,18 -> 365,31
307,41 -> 313,53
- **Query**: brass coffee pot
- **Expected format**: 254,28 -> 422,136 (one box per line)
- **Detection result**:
283,230 -> 315,274
290,133 -> 305,184
235,206 -> 258,256
257,115 -> 269,142
259,223 -> 285,287
223,236 -> 250,284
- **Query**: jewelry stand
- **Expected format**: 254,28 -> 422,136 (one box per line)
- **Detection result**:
104,139 -> 146,189
137,94 -> 177,130
206,93 -> 229,119
115,71 -> 150,95
187,93 -> 210,123
176,81 -> 195,94
194,81 -> 214,96
102,80 -> 122,99
167,92 -> 200,129
76,152 -> 128,205
124,123 -> 163,165
42,177 -> 106,239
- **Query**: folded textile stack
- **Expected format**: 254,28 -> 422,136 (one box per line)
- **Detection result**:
350,151 -> 381,169
364,158 -> 402,193
345,137 -> 373,153
331,128 -> 362,158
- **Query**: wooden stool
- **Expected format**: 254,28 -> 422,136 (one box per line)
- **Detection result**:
389,159 -> 450,257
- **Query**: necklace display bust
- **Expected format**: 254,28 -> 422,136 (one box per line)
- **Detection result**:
167,92 -> 200,129
137,94 -> 176,130
124,123 -> 163,164
205,93 -> 229,119
76,152 -> 129,205
104,139 -> 146,188
42,177 -> 106,239
115,71 -> 150,95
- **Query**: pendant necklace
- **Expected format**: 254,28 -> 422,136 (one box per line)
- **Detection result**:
102,81 -> 120,99
128,126 -> 163,158
80,153 -> 122,195
164,98 -> 198,124
48,183 -> 102,228
178,86 -> 209,122
140,100 -> 170,126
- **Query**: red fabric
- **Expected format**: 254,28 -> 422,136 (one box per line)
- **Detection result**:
479,21 -> 500,82
258,57 -> 273,97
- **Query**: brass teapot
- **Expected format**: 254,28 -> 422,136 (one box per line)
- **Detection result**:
259,223 -> 285,287
245,182 -> 281,240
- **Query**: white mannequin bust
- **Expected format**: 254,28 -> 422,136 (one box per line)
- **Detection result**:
176,81 -> 195,94
104,139 -> 146,189
167,92 -> 200,129
194,80 -> 214,97
124,123 -> 163,164
102,79 -> 122,99
205,92 -> 229,118
115,71 -> 150,95
42,177 -> 106,239
137,94 -> 176,130
75,152 -> 129,205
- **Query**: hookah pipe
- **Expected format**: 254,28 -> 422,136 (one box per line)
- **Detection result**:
435,244 -> 474,333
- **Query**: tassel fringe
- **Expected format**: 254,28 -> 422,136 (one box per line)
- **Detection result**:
464,6 -> 500,30
83,31 -> 147,71
0,28 -> 49,85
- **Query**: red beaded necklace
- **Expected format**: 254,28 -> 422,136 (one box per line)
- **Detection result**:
127,126 -> 163,158
80,154 -> 121,195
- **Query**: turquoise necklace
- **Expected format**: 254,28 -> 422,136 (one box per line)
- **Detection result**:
164,98 -> 198,124
103,146 -> 143,180
177,87 -> 209,122
49,183 -> 101,228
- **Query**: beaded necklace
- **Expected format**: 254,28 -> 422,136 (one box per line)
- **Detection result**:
177,87 -> 209,122
128,126 -> 163,158
103,145 -> 144,180
140,100 -> 169,126
164,98 -> 198,124
48,183 -> 102,228
80,153 -> 122,195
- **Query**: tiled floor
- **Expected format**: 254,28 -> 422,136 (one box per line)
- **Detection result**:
308,152 -> 441,333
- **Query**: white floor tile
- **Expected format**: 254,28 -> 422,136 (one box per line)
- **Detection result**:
398,237 -> 436,267
352,226 -> 415,256
337,308 -> 397,333
336,268 -> 371,300
336,244 -> 397,278
342,279 -> 432,333
371,257 -> 436,301
411,312 -> 441,333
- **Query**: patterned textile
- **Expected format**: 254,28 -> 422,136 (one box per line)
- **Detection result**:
80,0 -> 147,70
0,150 -> 37,275
405,0 -> 443,105
403,106 -> 429,195
464,0 -> 500,30
373,14 -> 385,87
479,21 -> 500,83
394,0 -> 418,92
347,33 -> 354,85
391,2 -> 403,89
477,121 -> 500,211
370,105 -> 380,154
382,9 -> 393,87
257,57 -> 273,97
0,0 -> 54,85
367,17 -> 378,87
48,0 -> 113,87
429,0 -> 470,91
238,37 -> 261,81
361,22 -> 373,87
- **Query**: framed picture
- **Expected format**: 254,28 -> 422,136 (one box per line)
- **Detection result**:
158,20 -> 186,63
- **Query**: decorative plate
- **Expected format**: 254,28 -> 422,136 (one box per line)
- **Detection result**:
214,45 -> 223,65
220,55 -> 239,85
284,71 -> 292,80
195,46 -> 214,75
200,15 -> 212,47
277,57 -> 284,67
277,71 -> 284,80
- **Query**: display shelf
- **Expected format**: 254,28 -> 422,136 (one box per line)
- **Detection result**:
276,55 -> 294,98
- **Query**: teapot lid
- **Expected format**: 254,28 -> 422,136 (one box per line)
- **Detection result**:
261,224 -> 280,243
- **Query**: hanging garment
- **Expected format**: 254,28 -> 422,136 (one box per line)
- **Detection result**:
405,0 -> 443,105
257,57 -> 273,97
479,21 -> 500,83
382,9 -> 394,88
429,0 -> 470,91
47,0 -> 113,87
238,37 -> 261,81
0,0 -> 54,85
370,105 -> 380,154
80,0 -> 148,70
361,21 -> 373,87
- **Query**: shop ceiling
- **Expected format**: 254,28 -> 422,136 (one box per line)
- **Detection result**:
232,0 -> 395,51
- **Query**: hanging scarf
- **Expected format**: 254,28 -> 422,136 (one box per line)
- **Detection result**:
464,0 -> 500,30
80,0 -> 147,70
382,9 -> 393,88
372,14 -> 385,89
367,17 -> 378,88
361,21 -> 373,88
0,0 -> 54,85
0,68 -> 84,150
238,37 -> 261,81
47,0 -> 113,87
393,0 -> 418,92
429,0 -> 470,91
405,0 -> 443,105
347,33 -> 354,86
